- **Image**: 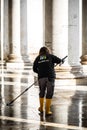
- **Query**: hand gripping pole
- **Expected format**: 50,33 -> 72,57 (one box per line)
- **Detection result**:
59,55 -> 68,66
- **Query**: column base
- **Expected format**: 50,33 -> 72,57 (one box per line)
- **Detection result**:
22,55 -> 32,66
22,55 -> 30,62
55,65 -> 87,85
80,55 -> 87,65
6,54 -> 24,71
7,54 -> 23,63
55,65 -> 83,78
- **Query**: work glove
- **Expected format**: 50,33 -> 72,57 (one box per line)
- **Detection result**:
59,59 -> 64,66
59,56 -> 67,66
61,59 -> 65,64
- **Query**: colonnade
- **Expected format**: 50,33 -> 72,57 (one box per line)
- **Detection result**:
1,0 -> 87,84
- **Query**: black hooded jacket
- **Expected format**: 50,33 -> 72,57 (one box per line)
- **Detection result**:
33,54 -> 61,79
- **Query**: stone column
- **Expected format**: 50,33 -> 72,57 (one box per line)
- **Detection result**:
8,0 -> 22,62
0,0 -> 5,103
1,0 -> 4,62
52,0 -> 82,66
52,0 -> 68,65
52,0 -> 84,85
80,0 -> 87,65
20,0 -> 30,62
68,0 -> 82,65
27,0 -> 44,62
45,0 -> 52,52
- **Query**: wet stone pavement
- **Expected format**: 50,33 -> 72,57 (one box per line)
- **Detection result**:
0,65 -> 87,129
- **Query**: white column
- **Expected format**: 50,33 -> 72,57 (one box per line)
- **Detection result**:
52,0 -> 82,66
52,0 -> 68,61
1,0 -> 4,62
80,0 -> 87,65
8,0 -> 22,62
52,0 -> 83,84
45,0 -> 52,51
68,0 -> 82,65
0,0 -> 5,104
20,0 -> 30,62
27,0 -> 44,62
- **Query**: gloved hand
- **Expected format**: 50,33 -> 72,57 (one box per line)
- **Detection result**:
59,59 -> 64,66
61,59 -> 65,64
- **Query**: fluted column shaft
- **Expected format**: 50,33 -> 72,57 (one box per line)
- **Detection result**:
52,0 -> 82,66
80,0 -> 87,65
52,0 -> 68,61
27,0 -> 44,62
8,0 -> 22,62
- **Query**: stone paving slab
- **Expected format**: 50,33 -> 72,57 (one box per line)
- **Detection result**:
0,67 -> 87,129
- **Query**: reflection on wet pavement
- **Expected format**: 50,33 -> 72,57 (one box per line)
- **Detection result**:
0,65 -> 87,130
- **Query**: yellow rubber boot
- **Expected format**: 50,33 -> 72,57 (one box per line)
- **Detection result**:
38,98 -> 44,113
46,99 -> 52,115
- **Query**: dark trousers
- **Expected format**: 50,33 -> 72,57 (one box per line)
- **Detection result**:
38,77 -> 55,99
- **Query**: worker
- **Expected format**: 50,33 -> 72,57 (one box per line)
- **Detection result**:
33,46 -> 63,115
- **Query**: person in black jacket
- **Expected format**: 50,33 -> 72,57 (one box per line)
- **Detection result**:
33,46 -> 62,115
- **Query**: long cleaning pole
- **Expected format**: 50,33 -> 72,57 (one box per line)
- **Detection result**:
6,81 -> 37,106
